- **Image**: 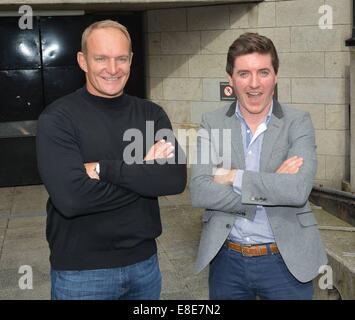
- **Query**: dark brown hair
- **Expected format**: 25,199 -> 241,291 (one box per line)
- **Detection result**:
226,32 -> 279,76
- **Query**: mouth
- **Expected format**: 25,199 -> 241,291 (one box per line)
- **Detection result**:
102,76 -> 120,81
247,92 -> 262,98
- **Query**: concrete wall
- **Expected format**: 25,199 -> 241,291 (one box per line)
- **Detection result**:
144,0 -> 352,189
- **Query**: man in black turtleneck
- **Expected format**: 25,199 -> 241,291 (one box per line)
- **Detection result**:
36,20 -> 186,300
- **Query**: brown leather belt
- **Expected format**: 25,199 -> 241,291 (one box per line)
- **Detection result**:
226,241 -> 279,257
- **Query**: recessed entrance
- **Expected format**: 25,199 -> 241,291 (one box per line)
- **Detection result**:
0,12 -> 144,186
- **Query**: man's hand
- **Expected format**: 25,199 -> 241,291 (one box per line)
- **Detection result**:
276,156 -> 303,174
213,168 -> 237,185
84,162 -> 100,180
144,139 -> 175,161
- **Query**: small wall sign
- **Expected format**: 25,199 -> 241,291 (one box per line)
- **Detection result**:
220,82 -> 235,101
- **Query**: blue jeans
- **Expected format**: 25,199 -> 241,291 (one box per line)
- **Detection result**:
51,253 -> 161,300
209,244 -> 313,300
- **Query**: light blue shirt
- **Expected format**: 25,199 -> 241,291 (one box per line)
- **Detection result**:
230,102 -> 275,244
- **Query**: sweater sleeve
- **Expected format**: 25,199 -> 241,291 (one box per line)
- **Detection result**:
99,107 -> 187,197
36,111 -> 140,218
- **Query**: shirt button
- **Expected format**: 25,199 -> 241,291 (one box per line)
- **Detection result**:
248,151 -> 252,155
226,224 -> 231,229
247,130 -> 250,133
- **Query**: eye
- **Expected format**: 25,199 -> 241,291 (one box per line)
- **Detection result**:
238,72 -> 249,78
260,70 -> 270,77
94,56 -> 106,62
116,56 -> 130,64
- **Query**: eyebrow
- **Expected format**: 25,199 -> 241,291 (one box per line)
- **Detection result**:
93,54 -> 130,58
236,68 -> 271,73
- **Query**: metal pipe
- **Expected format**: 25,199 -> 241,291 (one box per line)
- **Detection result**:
310,185 -> 355,227
312,185 -> 355,201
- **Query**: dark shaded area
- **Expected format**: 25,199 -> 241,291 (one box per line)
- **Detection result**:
0,13 -> 144,187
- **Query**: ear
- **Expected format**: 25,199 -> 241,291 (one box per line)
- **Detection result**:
77,52 -> 88,72
272,74 -> 278,96
227,74 -> 233,87
273,73 -> 278,92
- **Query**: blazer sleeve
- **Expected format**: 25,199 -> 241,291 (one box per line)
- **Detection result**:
189,112 -> 257,216
241,112 -> 317,207
36,112 -> 140,219
98,108 -> 187,197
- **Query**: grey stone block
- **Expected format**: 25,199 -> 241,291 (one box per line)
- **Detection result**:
147,8 -> 187,32
187,5 -> 230,31
292,78 -> 348,105
276,0 -> 324,27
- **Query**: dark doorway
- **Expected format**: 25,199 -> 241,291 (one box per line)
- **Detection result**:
0,12 -> 144,187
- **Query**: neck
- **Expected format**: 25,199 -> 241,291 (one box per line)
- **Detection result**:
81,86 -> 128,109
241,105 -> 271,134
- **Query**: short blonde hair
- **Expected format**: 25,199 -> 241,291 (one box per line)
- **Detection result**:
81,19 -> 132,54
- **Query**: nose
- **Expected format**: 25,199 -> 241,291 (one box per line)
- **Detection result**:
106,58 -> 118,75
249,73 -> 260,88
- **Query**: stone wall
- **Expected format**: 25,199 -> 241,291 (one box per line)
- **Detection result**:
144,0 -> 352,189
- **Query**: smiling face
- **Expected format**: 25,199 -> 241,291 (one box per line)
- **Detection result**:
77,27 -> 132,98
228,52 -> 277,121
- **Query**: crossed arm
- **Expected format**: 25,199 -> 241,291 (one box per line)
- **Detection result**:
85,139 -> 175,179
37,108 -> 186,218
83,109 -> 187,198
213,155 -> 304,185
190,111 -> 316,212
37,113 -> 141,218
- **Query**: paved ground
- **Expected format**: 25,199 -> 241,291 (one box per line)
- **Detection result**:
0,185 -> 207,300
0,185 -> 354,299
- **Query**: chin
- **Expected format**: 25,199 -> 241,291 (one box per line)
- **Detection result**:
244,106 -> 263,115
101,87 -> 123,97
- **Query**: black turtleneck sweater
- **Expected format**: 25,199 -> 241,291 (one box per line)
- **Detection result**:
36,87 -> 186,270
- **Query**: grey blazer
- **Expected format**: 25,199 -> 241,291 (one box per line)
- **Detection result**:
190,100 -> 327,283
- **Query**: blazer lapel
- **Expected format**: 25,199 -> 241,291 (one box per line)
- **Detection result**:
224,102 -> 245,169
260,99 -> 284,172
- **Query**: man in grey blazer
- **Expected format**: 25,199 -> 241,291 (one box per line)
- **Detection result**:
190,33 -> 327,300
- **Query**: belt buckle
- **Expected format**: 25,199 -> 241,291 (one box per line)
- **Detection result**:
241,244 -> 253,256
242,244 -> 265,257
